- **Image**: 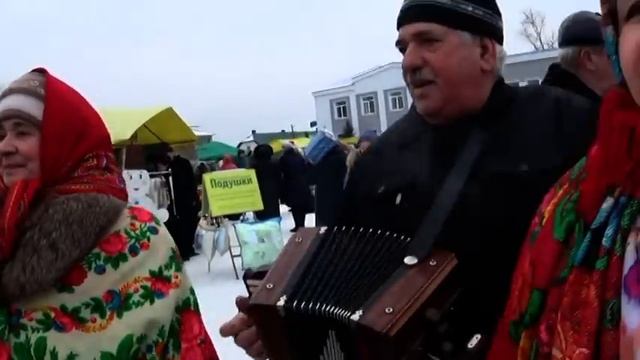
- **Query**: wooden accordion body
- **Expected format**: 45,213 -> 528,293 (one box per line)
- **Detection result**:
249,227 -> 458,360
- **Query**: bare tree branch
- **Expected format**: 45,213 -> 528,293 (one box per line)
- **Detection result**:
519,8 -> 557,51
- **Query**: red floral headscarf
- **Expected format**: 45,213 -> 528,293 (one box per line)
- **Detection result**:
488,2 -> 640,359
0,68 -> 127,261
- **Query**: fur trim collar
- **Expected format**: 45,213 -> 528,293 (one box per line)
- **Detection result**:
0,193 -> 126,303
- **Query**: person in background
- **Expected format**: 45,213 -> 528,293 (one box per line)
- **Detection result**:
307,143 -> 348,227
356,129 -> 377,152
236,149 -> 250,169
220,0 -> 599,357
542,11 -> 617,103
345,130 -> 378,185
0,69 -> 217,358
145,152 -> 169,173
196,161 -> 209,185
490,0 -> 640,358
279,142 -> 313,232
251,144 -> 282,221
160,144 -> 199,261
220,154 -> 238,170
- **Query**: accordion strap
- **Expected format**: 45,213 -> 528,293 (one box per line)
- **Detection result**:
407,126 -> 488,261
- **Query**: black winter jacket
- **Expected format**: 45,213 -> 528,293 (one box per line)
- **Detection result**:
338,79 -> 598,356
542,62 -> 600,104
308,146 -> 348,227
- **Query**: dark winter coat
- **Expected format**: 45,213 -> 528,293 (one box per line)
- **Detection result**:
166,155 -> 199,259
196,163 -> 209,185
279,148 -> 313,212
252,145 -> 283,221
338,79 -> 598,356
307,145 -> 347,227
542,62 -> 600,104
169,155 -> 198,217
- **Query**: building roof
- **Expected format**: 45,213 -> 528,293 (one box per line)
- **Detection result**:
190,125 -> 214,137
193,130 -> 213,137
505,49 -> 560,65
313,62 -> 401,96
313,49 -> 558,97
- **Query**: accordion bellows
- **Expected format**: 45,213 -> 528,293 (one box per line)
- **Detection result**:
249,226 -> 457,360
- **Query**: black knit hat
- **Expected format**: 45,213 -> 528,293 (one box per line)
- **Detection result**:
397,0 -> 504,45
558,11 -> 605,48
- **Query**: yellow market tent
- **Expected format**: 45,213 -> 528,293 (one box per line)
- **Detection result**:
269,137 -> 312,153
339,136 -> 359,146
101,107 -> 197,146
268,136 -> 358,153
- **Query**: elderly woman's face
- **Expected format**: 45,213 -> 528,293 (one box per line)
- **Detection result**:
0,119 -> 40,186
619,0 -> 640,103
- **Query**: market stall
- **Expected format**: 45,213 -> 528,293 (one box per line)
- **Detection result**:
269,136 -> 359,154
102,106 -> 196,146
197,141 -> 238,162
339,136 -> 359,146
269,137 -> 312,153
101,106 -> 197,167
101,106 -> 198,227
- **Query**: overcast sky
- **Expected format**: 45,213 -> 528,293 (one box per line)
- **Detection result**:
0,0 -> 601,143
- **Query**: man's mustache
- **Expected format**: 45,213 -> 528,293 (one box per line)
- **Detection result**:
405,70 -> 435,87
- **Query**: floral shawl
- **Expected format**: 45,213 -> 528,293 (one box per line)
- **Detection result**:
489,84 -> 640,359
0,206 -> 218,360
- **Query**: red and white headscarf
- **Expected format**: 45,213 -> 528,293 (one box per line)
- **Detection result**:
0,69 -> 127,261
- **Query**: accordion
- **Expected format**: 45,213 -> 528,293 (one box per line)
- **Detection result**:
249,226 -> 458,360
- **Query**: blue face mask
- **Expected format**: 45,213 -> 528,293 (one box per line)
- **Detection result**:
605,25 -> 625,82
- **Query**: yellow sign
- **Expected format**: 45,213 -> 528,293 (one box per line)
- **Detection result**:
203,169 -> 264,217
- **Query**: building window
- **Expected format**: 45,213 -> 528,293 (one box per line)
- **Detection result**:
361,95 -> 376,115
389,91 -> 405,111
334,101 -> 348,119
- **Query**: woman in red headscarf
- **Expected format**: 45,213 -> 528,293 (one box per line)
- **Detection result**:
489,0 -> 640,359
0,69 -> 218,359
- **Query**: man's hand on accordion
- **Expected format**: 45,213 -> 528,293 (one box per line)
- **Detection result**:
220,296 -> 267,359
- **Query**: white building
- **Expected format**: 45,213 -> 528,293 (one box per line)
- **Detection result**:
312,49 -> 561,136
190,125 -> 215,145
312,62 -> 410,136
502,49 -> 559,87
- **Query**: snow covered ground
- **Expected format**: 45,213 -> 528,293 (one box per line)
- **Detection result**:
185,207 -> 313,360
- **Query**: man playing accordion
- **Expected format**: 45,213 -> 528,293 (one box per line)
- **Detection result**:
221,0 -> 600,358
